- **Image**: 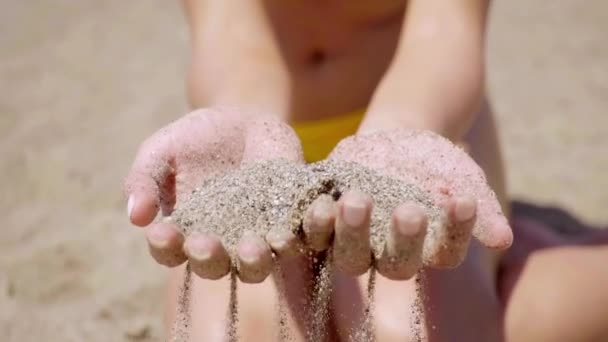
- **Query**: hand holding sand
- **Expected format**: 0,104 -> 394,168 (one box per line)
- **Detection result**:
167,129 -> 512,282
144,126 -> 513,341
124,108 -> 304,283
318,130 -> 513,276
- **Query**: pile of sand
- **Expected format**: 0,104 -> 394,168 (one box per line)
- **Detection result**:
172,159 -> 444,260
169,159 -> 444,341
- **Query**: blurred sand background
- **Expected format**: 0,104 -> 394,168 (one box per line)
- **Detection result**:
0,1 -> 606,341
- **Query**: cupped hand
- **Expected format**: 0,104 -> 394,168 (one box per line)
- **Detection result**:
124,107 -> 303,283
301,129 -> 513,280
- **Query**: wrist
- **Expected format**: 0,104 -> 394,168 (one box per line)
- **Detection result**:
359,104 -> 478,142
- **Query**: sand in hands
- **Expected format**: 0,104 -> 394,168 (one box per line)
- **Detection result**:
170,158 -> 445,341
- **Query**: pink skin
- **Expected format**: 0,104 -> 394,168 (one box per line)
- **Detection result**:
376,203 -> 427,280
300,129 -> 511,280
126,109 -> 511,284
125,107 -> 304,283
313,130 -> 511,341
328,129 -> 512,253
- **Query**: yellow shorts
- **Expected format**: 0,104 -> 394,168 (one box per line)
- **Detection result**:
291,110 -> 364,163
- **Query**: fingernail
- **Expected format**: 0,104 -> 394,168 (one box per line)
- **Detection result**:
313,206 -> 331,225
239,231 -> 264,261
127,195 -> 135,219
343,201 -> 367,227
238,243 -> 261,263
455,198 -> 476,222
266,230 -> 289,249
396,214 -> 426,236
187,242 -> 213,261
147,230 -> 170,249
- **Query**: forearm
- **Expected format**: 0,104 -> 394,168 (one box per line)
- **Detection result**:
183,0 -> 290,119
362,0 -> 488,141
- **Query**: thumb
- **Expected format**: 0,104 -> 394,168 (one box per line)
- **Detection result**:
124,131 -> 175,227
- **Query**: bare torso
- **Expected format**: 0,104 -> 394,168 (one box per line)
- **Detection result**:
188,0 -> 406,121
264,0 -> 406,120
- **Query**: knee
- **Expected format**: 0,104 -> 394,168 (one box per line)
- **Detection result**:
505,247 -> 608,341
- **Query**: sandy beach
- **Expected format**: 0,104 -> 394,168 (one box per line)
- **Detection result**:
1,1 -> 606,341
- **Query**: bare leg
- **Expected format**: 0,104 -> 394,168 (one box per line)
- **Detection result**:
332,241 -> 503,341
501,204 -> 608,341
165,257 -> 313,341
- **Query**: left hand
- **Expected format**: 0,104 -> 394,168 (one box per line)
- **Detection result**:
301,129 -> 512,280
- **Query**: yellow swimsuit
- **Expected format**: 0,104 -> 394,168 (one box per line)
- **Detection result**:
291,110 -> 365,163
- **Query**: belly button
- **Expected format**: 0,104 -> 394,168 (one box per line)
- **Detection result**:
307,49 -> 327,67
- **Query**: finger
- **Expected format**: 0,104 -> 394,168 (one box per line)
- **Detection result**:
302,194 -> 336,252
473,209 -> 513,250
423,196 -> 476,268
266,228 -> 302,259
236,231 -> 274,283
125,130 -> 175,226
146,221 -> 187,267
334,191 -> 373,276
377,203 -> 427,280
184,233 -> 231,280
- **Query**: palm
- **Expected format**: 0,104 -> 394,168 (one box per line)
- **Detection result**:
127,108 -> 304,215
329,129 -> 512,256
125,108 -> 305,279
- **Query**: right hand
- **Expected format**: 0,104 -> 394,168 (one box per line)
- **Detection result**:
300,130 -> 512,281
124,107 -> 304,283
